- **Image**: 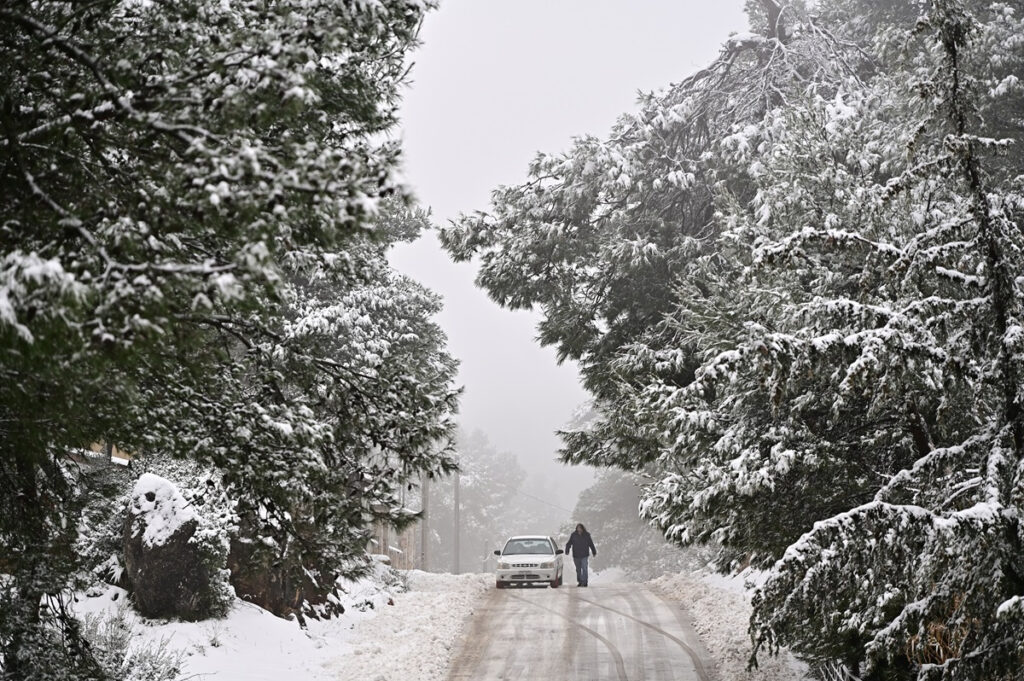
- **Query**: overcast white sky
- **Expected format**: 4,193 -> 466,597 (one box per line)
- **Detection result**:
391,0 -> 749,502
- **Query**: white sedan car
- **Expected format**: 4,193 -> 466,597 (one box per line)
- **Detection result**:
493,535 -> 564,588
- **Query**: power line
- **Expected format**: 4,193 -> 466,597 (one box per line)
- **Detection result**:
511,489 -> 575,515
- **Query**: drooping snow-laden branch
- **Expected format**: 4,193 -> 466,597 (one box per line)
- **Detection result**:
0,7 -> 217,151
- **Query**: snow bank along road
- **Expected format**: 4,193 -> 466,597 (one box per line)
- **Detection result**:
447,583 -> 716,681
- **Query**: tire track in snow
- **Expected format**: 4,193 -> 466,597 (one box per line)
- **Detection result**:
560,588 -> 712,681
507,592 -> 628,681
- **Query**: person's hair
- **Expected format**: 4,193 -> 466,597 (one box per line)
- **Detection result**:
575,523 -> 587,533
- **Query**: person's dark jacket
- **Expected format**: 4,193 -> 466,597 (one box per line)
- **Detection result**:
565,530 -> 596,559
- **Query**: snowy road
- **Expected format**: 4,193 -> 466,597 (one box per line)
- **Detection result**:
447,583 -> 715,681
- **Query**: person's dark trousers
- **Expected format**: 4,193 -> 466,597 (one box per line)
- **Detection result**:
574,556 -> 589,586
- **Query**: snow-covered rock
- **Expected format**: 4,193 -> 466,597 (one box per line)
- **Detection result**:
123,473 -> 221,620
127,473 -> 196,548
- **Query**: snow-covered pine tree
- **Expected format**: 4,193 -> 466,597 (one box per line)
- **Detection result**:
741,3 -> 1024,677
441,0 -> 1023,677
608,1 -> 1024,676
0,1 -> 457,676
439,0 -> 874,541
161,202 -> 460,620
440,0 -> 868,475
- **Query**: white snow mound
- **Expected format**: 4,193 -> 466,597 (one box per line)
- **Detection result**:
321,571 -> 492,681
128,472 -> 197,547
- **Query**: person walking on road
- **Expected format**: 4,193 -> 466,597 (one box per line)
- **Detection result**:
565,523 -> 597,587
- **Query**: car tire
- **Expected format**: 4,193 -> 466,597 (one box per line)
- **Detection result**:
550,572 -> 561,589
496,581 -> 506,589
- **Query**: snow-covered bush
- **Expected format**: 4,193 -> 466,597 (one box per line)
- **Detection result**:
76,458 -> 136,588
80,603 -> 184,681
368,555 -> 409,596
332,554 -> 408,615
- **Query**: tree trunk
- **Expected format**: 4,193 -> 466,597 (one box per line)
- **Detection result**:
759,0 -> 789,42
3,454 -> 45,681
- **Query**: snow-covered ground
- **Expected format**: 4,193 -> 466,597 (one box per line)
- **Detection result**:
320,571 -> 491,681
74,561 -> 804,681
650,571 -> 808,681
73,565 -> 491,681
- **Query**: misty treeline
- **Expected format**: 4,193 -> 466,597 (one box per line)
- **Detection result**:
443,0 -> 1024,679
430,429 -> 693,579
0,1 -> 459,679
569,468 -> 701,581
425,430 -> 551,572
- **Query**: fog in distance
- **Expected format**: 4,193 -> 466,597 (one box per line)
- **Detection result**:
391,0 -> 749,521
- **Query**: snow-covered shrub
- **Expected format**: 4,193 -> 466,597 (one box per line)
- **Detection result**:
328,554 -> 407,616
80,603 -> 184,681
76,457 -> 135,587
368,555 -> 409,595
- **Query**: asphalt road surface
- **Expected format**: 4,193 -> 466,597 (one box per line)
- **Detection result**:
447,583 -> 716,681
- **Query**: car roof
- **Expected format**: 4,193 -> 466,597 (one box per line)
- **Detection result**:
506,535 -> 553,541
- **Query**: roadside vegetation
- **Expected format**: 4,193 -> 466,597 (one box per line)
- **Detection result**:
442,1 -> 1024,677
1,2 -> 458,677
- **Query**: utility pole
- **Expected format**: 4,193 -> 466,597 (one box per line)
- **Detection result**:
453,470 -> 461,575
420,474 -> 429,571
